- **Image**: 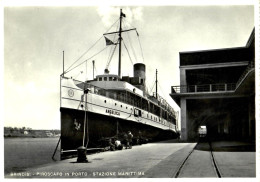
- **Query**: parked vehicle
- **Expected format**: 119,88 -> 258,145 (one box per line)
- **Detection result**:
198,126 -> 207,137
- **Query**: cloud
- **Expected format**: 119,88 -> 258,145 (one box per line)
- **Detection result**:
97,6 -> 143,28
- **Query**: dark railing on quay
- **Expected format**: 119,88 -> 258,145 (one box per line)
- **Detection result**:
171,83 -> 236,94
172,60 -> 255,94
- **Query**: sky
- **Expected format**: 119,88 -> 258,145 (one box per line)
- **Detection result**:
3,3 -> 255,129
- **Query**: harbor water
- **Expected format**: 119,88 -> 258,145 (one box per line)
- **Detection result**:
4,137 -> 60,175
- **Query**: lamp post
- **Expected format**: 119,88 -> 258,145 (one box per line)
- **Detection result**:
77,88 -> 90,163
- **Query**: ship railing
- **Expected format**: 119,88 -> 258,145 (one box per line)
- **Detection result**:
151,92 -> 176,115
171,83 -> 236,94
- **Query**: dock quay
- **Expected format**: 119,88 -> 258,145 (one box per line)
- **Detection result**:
5,139 -> 255,178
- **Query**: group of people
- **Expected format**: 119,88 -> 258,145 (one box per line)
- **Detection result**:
108,131 -> 133,151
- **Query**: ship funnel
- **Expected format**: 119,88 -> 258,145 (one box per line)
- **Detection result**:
133,63 -> 146,93
134,63 -> 146,83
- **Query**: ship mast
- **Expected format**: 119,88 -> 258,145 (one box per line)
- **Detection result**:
156,69 -> 158,99
103,9 -> 136,79
118,9 -> 123,78
92,60 -> 95,79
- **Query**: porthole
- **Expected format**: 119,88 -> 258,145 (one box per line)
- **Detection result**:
121,105 -> 122,108
126,107 -> 128,109
104,100 -> 106,103
115,103 -> 117,106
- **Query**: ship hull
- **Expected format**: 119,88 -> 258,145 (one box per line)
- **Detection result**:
60,107 -> 176,159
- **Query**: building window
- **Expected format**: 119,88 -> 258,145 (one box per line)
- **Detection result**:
109,77 -> 112,81
104,77 -> 107,81
99,77 -> 102,81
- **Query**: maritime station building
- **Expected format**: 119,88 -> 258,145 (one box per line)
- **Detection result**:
170,28 -> 255,141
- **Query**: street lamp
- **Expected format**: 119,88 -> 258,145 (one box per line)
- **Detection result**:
77,88 -> 90,163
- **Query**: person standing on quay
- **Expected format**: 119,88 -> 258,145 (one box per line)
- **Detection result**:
123,132 -> 128,149
127,131 -> 133,149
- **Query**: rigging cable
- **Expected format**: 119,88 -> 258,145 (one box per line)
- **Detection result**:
65,18 -> 120,73
123,20 -> 137,62
136,30 -> 145,63
65,46 -> 109,74
106,20 -> 120,69
150,82 -> 156,95
123,20 -> 145,63
105,39 -> 119,70
122,40 -> 134,65
65,36 -> 103,73
73,71 -> 83,80
158,81 -> 167,100
148,74 -> 156,94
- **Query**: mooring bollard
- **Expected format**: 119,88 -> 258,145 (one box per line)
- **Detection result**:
77,146 -> 88,162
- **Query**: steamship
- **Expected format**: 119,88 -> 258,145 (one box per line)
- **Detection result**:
60,9 -> 178,159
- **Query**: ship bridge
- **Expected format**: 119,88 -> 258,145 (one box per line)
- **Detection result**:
88,75 -> 144,97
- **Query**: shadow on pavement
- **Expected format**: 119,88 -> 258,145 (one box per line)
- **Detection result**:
194,139 -> 255,152
211,143 -> 255,152
152,139 -> 196,144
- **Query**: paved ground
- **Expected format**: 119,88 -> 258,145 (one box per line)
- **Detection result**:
211,141 -> 256,177
178,142 -> 217,178
5,140 -> 256,178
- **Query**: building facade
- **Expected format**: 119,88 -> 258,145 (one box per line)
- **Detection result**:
170,29 -> 255,141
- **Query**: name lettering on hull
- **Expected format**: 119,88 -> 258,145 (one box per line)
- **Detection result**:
106,109 -> 120,116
